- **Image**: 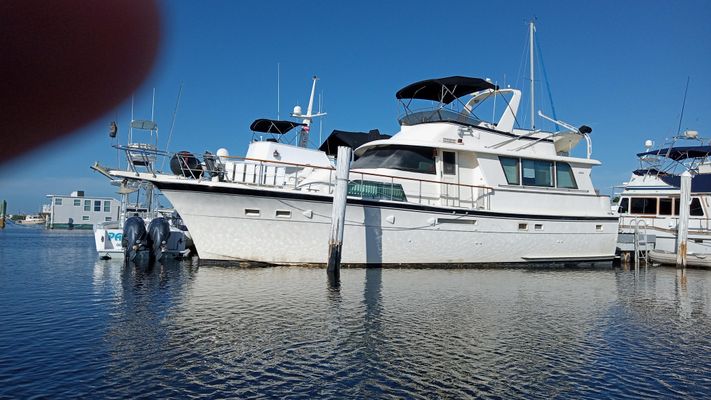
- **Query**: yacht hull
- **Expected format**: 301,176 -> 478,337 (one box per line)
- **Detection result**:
158,183 -> 618,265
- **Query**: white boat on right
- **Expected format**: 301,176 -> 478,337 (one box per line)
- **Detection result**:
616,130 -> 711,267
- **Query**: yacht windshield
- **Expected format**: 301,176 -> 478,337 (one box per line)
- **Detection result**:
352,145 -> 436,174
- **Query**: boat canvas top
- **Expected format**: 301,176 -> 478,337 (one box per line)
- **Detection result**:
636,145 -> 711,161
396,76 -> 498,104
249,119 -> 305,134
318,129 -> 391,157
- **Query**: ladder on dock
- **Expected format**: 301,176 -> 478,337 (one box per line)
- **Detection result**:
632,218 -> 650,266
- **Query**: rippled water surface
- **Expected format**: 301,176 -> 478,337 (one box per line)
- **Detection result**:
1,226 -> 711,399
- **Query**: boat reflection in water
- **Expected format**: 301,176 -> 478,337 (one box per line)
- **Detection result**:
87,262 -> 711,398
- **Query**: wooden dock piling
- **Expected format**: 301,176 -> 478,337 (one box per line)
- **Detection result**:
0,200 -> 6,229
327,146 -> 352,277
676,170 -> 691,268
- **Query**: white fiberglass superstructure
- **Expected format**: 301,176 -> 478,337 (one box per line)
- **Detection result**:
110,76 -> 618,265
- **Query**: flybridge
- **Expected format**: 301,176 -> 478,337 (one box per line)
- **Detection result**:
393,75 -> 594,159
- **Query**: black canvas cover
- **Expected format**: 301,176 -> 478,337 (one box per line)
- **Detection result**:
395,76 -> 497,104
660,174 -> 711,193
249,119 -> 304,134
318,129 -> 390,156
636,146 -> 711,161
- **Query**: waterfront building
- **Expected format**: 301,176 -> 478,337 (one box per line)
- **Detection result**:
44,191 -> 120,229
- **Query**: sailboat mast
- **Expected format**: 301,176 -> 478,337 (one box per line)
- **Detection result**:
529,20 -> 535,130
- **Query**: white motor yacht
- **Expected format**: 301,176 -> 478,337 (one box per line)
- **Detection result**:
109,76 -> 618,265
615,130 -> 711,267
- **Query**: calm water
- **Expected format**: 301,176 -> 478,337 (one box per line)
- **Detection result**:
1,226 -> 710,399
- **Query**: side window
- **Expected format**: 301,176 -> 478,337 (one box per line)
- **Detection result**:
442,151 -> 456,175
659,198 -> 673,215
55,198 -> 63,206
94,200 -> 101,212
630,197 -> 657,214
103,201 -> 111,212
84,200 -> 91,211
499,157 -> 520,185
522,159 -> 553,187
556,162 -> 577,189
618,198 -> 629,214
690,198 -> 704,216
73,199 -> 81,206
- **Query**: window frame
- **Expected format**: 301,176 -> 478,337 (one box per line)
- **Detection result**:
442,151 -> 456,176
629,197 -> 658,215
555,162 -> 578,189
499,156 -> 520,185
521,159 -> 554,187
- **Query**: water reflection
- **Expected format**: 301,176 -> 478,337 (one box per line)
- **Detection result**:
9,224 -> 711,398
81,260 -> 711,398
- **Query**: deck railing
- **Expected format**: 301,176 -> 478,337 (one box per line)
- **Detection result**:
214,154 -> 493,210
116,145 -> 494,211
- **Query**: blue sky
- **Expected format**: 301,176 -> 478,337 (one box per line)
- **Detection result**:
2,0 -> 710,213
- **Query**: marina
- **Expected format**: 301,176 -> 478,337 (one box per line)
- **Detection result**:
1,226 -> 710,398
2,2 -> 711,398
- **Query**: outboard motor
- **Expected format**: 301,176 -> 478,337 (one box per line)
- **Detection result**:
170,151 -> 203,179
147,217 -> 171,262
122,216 -> 147,262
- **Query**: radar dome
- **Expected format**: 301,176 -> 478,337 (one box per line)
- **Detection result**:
293,105 -> 302,115
684,130 -> 699,139
644,140 -> 654,149
216,148 -> 229,158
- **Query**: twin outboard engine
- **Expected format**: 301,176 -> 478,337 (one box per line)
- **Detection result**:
147,217 -> 171,262
122,216 -> 148,262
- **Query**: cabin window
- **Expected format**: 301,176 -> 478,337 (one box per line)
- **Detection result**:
630,197 -> 657,214
659,198 -> 673,215
556,162 -> 577,189
674,197 -> 705,216
351,145 -> 436,174
618,198 -> 629,214
84,200 -> 91,211
55,198 -> 62,206
348,180 -> 407,202
73,199 -> 81,206
94,200 -> 101,212
691,198 -> 704,216
522,159 -> 553,187
499,157 -> 520,185
103,201 -> 111,212
82,216 -> 90,221
105,217 -> 112,222
442,151 -> 456,175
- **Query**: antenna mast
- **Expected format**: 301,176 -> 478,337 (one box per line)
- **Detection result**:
676,76 -> 690,135
277,63 -> 280,119
292,76 -> 326,148
529,20 -> 536,130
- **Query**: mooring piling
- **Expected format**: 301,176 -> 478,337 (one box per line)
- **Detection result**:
676,170 -> 691,268
327,146 -> 352,277
0,200 -> 6,230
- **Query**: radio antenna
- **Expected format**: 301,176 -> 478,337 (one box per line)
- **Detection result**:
676,76 -> 690,135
